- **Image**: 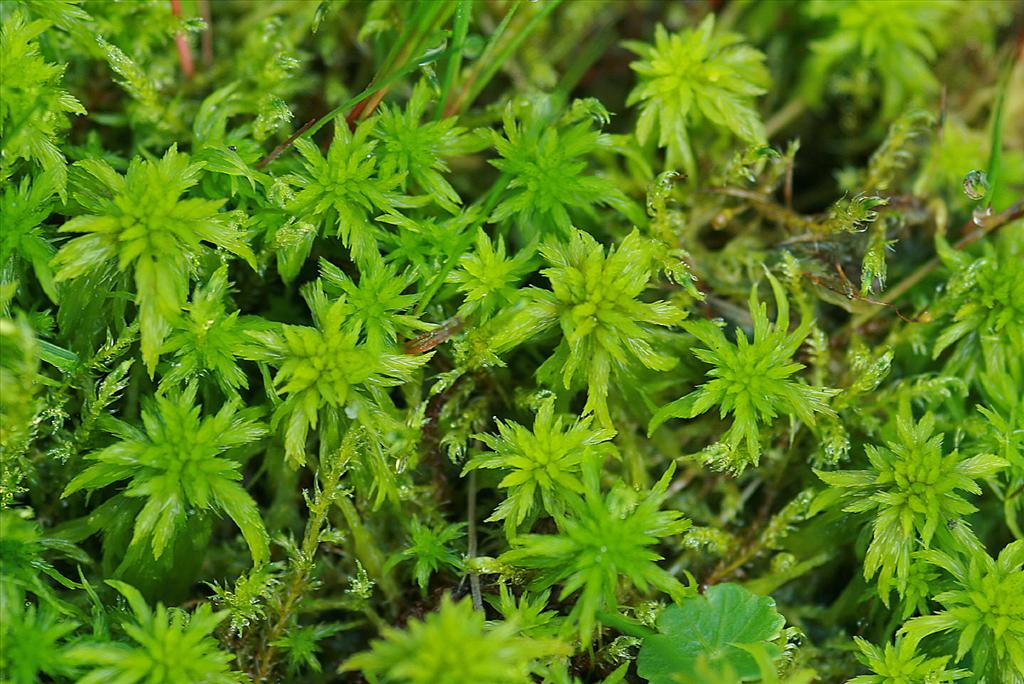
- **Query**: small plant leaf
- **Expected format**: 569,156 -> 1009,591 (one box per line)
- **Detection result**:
637,583 -> 785,683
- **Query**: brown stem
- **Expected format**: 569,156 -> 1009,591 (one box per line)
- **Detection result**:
346,89 -> 388,131
951,199 -> 1023,250
466,471 -> 483,610
345,3 -> 450,129
845,199 -> 1023,333
703,187 -> 816,232
256,117 -> 317,169
252,444 -> 352,681
784,153 -> 795,209
802,269 -> 924,325
765,98 -> 807,139
254,569 -> 307,681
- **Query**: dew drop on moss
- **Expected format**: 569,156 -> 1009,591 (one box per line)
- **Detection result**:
962,170 -> 989,201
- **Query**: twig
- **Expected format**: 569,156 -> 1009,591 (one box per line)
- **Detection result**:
256,43 -> 459,167
703,187 -> 816,232
444,0 -> 562,117
466,470 -> 483,611
952,199 -> 1023,249
765,98 -> 806,139
253,442 -> 352,682
784,151 -> 795,209
347,1 -> 452,129
845,199 -> 1023,333
802,271 -> 922,324
255,117 -> 317,169
403,317 -> 464,355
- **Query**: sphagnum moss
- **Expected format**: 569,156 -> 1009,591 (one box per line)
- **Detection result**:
1,1 -> 1022,683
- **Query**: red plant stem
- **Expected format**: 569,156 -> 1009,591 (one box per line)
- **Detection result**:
403,317 -> 464,355
170,0 -> 194,79
345,97 -> 371,130
255,117 -> 317,170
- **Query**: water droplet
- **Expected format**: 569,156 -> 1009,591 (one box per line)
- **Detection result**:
972,205 -> 992,226
962,170 -> 989,201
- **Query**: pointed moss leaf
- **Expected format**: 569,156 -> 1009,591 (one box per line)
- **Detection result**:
319,248 -> 431,352
0,585 -> 79,682
532,228 -> 685,426
255,281 -> 430,467
637,583 -> 785,684
899,541 -> 1024,682
162,266 -> 270,395
67,580 -> 236,684
341,595 -> 567,684
374,79 -> 479,213
801,1 -> 954,121
0,12 -> 86,200
385,517 -> 466,594
53,146 -> 255,376
651,271 -> 837,472
464,397 -> 615,538
448,228 -> 536,321
929,239 -> 1024,384
287,120 -> 424,261
488,100 -> 630,238
814,404 -> 1006,603
61,385 -> 270,567
500,462 -> 690,644
849,635 -> 969,684
0,170 -> 59,302
626,15 -> 769,175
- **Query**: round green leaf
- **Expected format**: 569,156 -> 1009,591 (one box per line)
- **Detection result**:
637,583 -> 785,683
